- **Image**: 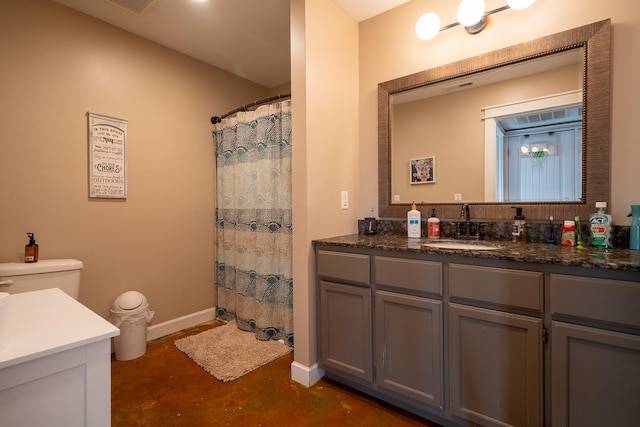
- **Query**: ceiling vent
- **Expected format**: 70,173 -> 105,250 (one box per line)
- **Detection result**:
107,0 -> 158,15
500,106 -> 582,131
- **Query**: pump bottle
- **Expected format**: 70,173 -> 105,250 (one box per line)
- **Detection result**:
407,202 -> 421,238
511,207 -> 526,243
427,209 -> 440,239
25,233 -> 39,263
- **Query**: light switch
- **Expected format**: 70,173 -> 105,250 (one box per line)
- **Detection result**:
341,191 -> 348,209
454,193 -> 462,201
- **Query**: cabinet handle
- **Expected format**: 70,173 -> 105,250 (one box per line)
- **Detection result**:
0,279 -> 13,286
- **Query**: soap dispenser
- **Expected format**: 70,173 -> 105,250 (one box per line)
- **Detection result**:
511,207 -> 526,243
407,202 -> 421,238
25,232 -> 39,263
427,209 -> 440,239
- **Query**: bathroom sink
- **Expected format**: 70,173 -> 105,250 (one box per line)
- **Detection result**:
422,241 -> 499,251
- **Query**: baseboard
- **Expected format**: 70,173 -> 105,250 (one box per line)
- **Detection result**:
290,361 -> 325,387
146,307 -> 216,341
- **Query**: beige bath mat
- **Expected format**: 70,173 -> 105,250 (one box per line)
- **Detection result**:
174,321 -> 292,382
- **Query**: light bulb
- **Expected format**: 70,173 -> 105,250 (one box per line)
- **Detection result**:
457,0 -> 486,27
416,13 -> 441,41
507,0 -> 535,10
520,146 -> 529,154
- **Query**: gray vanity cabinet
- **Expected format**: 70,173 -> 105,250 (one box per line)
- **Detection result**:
317,250 -> 372,383
448,264 -> 543,427
550,274 -> 640,427
374,256 -> 444,410
315,239 -> 640,427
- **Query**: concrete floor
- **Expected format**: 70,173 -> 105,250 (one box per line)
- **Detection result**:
111,320 -> 442,426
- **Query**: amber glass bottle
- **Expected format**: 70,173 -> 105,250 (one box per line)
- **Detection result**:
25,233 -> 39,263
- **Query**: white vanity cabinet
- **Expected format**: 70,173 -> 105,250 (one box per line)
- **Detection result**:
550,274 -> 640,427
0,288 -> 120,427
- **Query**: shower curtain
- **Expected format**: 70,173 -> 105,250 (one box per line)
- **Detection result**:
213,100 -> 293,347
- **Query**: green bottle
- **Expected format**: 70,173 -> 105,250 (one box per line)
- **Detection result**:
589,202 -> 612,248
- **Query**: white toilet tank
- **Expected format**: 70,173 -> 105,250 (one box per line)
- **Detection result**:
0,259 -> 83,300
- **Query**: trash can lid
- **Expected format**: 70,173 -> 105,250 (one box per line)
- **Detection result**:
113,291 -> 147,311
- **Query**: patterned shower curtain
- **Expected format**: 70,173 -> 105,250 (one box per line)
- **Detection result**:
213,100 -> 293,347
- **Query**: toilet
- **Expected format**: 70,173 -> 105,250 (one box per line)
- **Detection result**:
0,259 -> 83,299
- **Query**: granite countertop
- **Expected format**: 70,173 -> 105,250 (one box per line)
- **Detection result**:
314,234 -> 640,272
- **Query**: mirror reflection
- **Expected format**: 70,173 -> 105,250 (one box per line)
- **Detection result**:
391,48 -> 584,204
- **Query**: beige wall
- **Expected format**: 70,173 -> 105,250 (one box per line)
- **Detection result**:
0,0 -> 269,323
291,0 -> 359,371
359,0 -> 640,223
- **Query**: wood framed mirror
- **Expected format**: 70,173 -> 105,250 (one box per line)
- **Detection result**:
378,20 -> 610,221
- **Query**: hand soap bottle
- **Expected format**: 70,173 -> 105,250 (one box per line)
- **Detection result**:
427,209 -> 440,239
25,232 -> 39,263
590,202 -> 613,248
407,202 -> 421,238
511,207 -> 526,243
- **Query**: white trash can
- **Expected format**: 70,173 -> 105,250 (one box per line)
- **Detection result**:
109,291 -> 154,361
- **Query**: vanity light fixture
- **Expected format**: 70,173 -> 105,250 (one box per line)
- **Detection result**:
416,0 -> 535,40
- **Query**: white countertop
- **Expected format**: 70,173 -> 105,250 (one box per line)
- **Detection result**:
0,288 -> 119,369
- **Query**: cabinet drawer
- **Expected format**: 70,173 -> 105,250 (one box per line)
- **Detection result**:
550,274 -> 640,329
375,256 -> 442,295
317,250 -> 370,285
449,264 -> 543,312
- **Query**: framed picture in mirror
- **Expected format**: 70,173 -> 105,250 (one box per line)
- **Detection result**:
410,156 -> 435,184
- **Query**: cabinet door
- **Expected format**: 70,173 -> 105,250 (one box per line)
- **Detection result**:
449,303 -> 542,427
551,321 -> 640,427
319,280 -> 372,382
375,291 -> 443,410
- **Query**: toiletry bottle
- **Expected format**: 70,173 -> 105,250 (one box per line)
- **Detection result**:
628,205 -> 640,251
25,233 -> 39,263
575,216 -> 583,248
589,202 -> 613,248
407,202 -> 421,238
427,209 -> 440,239
511,207 -> 526,243
364,207 -> 376,235
561,220 -> 576,246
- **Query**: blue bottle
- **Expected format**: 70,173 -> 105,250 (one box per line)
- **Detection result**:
628,205 -> 640,250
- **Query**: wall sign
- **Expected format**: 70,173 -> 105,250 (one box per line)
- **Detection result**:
88,112 -> 128,198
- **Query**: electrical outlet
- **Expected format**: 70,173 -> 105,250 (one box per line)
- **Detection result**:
454,193 -> 462,201
341,191 -> 348,209
393,194 -> 400,202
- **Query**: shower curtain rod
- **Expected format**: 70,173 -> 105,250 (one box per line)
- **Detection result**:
210,93 -> 291,124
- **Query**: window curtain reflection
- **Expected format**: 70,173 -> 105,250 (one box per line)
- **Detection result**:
213,100 -> 293,347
